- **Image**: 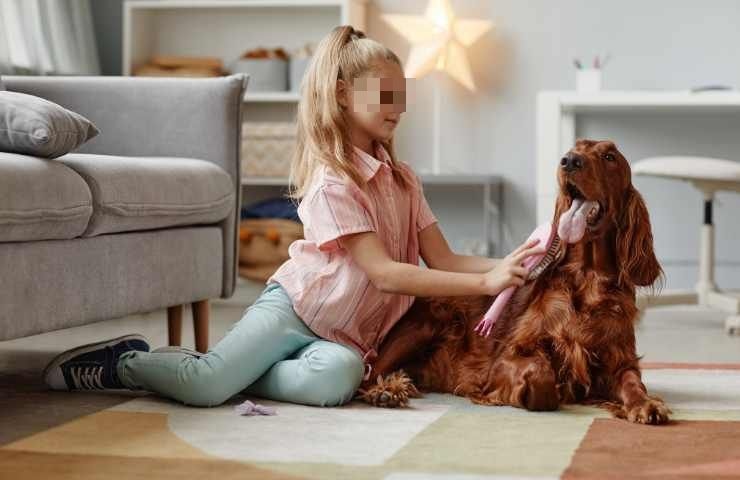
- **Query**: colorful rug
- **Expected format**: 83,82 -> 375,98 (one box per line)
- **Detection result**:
2,364 -> 740,479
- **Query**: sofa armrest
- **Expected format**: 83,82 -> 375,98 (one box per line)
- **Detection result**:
3,74 -> 249,298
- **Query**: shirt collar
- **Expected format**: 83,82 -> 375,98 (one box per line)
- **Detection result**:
352,143 -> 391,181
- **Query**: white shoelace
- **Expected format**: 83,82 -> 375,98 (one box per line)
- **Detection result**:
71,366 -> 105,389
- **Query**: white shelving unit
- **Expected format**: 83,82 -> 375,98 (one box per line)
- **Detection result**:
123,0 -> 367,91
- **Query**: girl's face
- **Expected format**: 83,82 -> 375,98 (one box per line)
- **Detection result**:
340,61 -> 407,145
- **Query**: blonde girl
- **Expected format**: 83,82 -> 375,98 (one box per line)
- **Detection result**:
44,26 -> 543,408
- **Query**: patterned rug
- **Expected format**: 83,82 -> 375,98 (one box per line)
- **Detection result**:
2,364 -> 740,479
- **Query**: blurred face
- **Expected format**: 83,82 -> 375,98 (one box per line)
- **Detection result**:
339,61 -> 411,144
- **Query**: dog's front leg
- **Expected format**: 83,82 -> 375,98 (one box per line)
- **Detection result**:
355,300 -> 436,408
609,368 -> 671,425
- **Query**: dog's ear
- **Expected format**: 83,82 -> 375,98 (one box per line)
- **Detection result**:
616,187 -> 663,287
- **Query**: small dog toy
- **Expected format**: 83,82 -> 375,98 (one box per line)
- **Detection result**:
474,198 -> 597,337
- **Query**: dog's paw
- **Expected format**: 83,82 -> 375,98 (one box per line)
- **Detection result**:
406,380 -> 423,399
357,370 -> 419,408
621,396 -> 671,425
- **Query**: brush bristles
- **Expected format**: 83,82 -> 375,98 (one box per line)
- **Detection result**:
528,235 -> 563,281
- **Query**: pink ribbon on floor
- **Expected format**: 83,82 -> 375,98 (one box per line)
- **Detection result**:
234,399 -> 277,416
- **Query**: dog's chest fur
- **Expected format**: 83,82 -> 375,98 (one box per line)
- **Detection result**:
527,267 -> 630,398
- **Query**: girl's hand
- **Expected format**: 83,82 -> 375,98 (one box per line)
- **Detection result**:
482,238 -> 545,295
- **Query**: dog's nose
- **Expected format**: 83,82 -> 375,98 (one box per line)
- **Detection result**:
560,153 -> 584,172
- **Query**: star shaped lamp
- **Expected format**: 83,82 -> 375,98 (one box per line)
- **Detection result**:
382,0 -> 492,172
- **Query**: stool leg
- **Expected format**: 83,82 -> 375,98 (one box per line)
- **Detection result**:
167,305 -> 183,346
696,195 -> 718,305
726,315 -> 740,336
192,300 -> 210,353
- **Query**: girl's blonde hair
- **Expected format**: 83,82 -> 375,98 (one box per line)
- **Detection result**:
288,25 -> 412,200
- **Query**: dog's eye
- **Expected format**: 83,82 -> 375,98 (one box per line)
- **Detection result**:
602,152 -> 616,162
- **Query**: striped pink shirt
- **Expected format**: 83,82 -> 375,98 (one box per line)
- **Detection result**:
268,144 -> 437,375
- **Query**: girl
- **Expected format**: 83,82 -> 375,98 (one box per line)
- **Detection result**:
43,26 -> 543,408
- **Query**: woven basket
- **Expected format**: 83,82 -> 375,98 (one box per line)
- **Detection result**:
238,218 -> 303,282
241,122 -> 295,178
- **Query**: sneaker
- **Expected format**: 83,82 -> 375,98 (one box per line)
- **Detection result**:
151,345 -> 204,358
43,334 -> 150,391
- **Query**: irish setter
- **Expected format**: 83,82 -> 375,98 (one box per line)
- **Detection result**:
359,139 -> 670,425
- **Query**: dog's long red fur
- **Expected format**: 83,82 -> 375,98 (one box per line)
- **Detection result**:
361,139 -> 671,425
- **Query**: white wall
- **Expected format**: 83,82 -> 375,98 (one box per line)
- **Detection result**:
368,0 -> 740,290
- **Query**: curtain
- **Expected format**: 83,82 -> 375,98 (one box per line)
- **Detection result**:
0,0 -> 100,75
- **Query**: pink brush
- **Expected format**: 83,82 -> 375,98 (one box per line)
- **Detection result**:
474,197 -> 598,337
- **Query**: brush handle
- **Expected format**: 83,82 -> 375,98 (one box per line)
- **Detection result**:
474,286 -> 514,337
473,254 -> 543,338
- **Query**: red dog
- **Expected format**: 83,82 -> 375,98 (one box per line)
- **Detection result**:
359,139 -> 670,425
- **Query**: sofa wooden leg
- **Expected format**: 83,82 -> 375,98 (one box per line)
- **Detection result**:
167,305 -> 183,346
192,300 -> 209,353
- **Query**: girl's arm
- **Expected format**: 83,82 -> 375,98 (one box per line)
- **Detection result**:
419,223 -> 499,273
339,231 -> 541,298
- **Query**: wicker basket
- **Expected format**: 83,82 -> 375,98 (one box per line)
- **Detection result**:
241,122 -> 295,178
238,218 -> 303,282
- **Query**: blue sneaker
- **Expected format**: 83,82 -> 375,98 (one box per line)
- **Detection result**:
43,334 -> 150,391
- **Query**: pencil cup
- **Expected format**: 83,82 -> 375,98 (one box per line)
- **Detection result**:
576,68 -> 601,93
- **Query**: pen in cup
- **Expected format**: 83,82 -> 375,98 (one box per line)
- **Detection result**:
592,53 -> 611,69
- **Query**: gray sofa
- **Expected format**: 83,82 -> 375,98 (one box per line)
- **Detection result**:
0,75 -> 248,351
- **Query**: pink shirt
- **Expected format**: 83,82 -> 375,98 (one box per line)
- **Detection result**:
268,144 -> 437,375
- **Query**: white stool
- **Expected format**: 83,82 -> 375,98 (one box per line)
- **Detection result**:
632,156 -> 740,335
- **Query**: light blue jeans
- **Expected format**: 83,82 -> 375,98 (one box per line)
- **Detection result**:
117,282 -> 365,407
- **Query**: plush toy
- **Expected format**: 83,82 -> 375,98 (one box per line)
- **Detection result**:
474,198 -> 598,337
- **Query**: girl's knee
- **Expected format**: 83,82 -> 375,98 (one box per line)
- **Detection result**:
173,357 -> 235,407
302,346 -> 364,406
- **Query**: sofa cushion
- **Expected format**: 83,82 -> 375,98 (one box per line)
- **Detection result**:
0,152 -> 93,242
0,91 -> 99,158
57,153 -> 235,237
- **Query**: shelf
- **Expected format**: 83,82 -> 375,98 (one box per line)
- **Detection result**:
244,91 -> 300,103
241,174 -> 501,187
126,1 -> 359,9
539,90 -> 740,113
240,173 -> 504,257
242,176 -> 292,186
418,174 -> 501,185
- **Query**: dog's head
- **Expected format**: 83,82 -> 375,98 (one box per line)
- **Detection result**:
554,139 -> 662,288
